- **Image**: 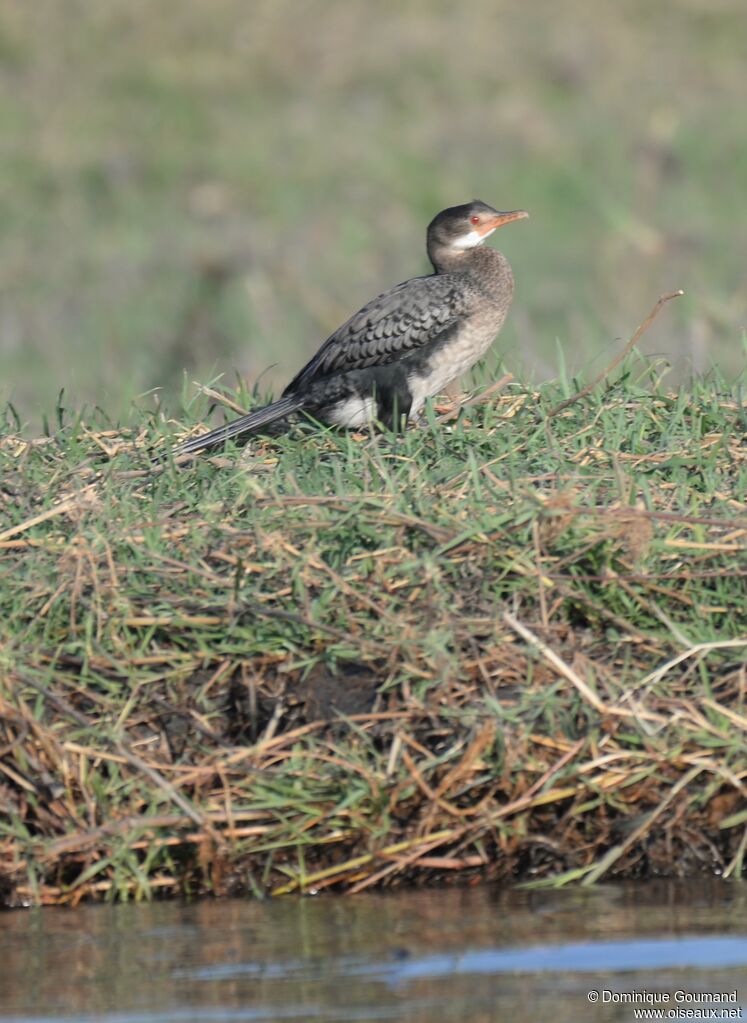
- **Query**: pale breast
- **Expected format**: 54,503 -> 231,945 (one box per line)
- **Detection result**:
406,304 -> 509,416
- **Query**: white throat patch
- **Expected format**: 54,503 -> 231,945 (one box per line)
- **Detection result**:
450,226 -> 495,251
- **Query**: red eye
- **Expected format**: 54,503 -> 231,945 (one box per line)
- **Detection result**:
470,215 -> 480,225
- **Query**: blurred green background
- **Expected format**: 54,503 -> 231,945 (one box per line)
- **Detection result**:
2,0 -> 746,426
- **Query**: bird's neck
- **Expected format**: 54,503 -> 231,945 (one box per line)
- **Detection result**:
429,244 -> 512,284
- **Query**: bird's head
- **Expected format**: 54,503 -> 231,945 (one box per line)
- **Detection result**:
427,200 -> 528,267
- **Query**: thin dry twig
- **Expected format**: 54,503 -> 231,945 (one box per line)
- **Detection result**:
270,829 -> 459,895
580,764 -> 704,885
639,639 -> 747,689
190,382 -> 250,416
548,291 -> 684,417
0,488 -> 97,543
114,742 -> 209,831
437,372 -> 514,423
502,610 -> 609,713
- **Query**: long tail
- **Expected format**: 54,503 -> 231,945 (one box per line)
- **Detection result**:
170,394 -> 305,457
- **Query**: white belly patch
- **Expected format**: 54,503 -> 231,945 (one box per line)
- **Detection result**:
326,395 -> 377,428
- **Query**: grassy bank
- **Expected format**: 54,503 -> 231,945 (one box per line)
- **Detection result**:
1,359 -> 747,906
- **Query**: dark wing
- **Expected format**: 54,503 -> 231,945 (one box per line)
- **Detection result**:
282,273 -> 472,396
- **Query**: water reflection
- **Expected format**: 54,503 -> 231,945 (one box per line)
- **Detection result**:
0,880 -> 745,1022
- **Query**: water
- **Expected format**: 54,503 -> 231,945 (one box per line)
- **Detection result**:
0,880 -> 745,1022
